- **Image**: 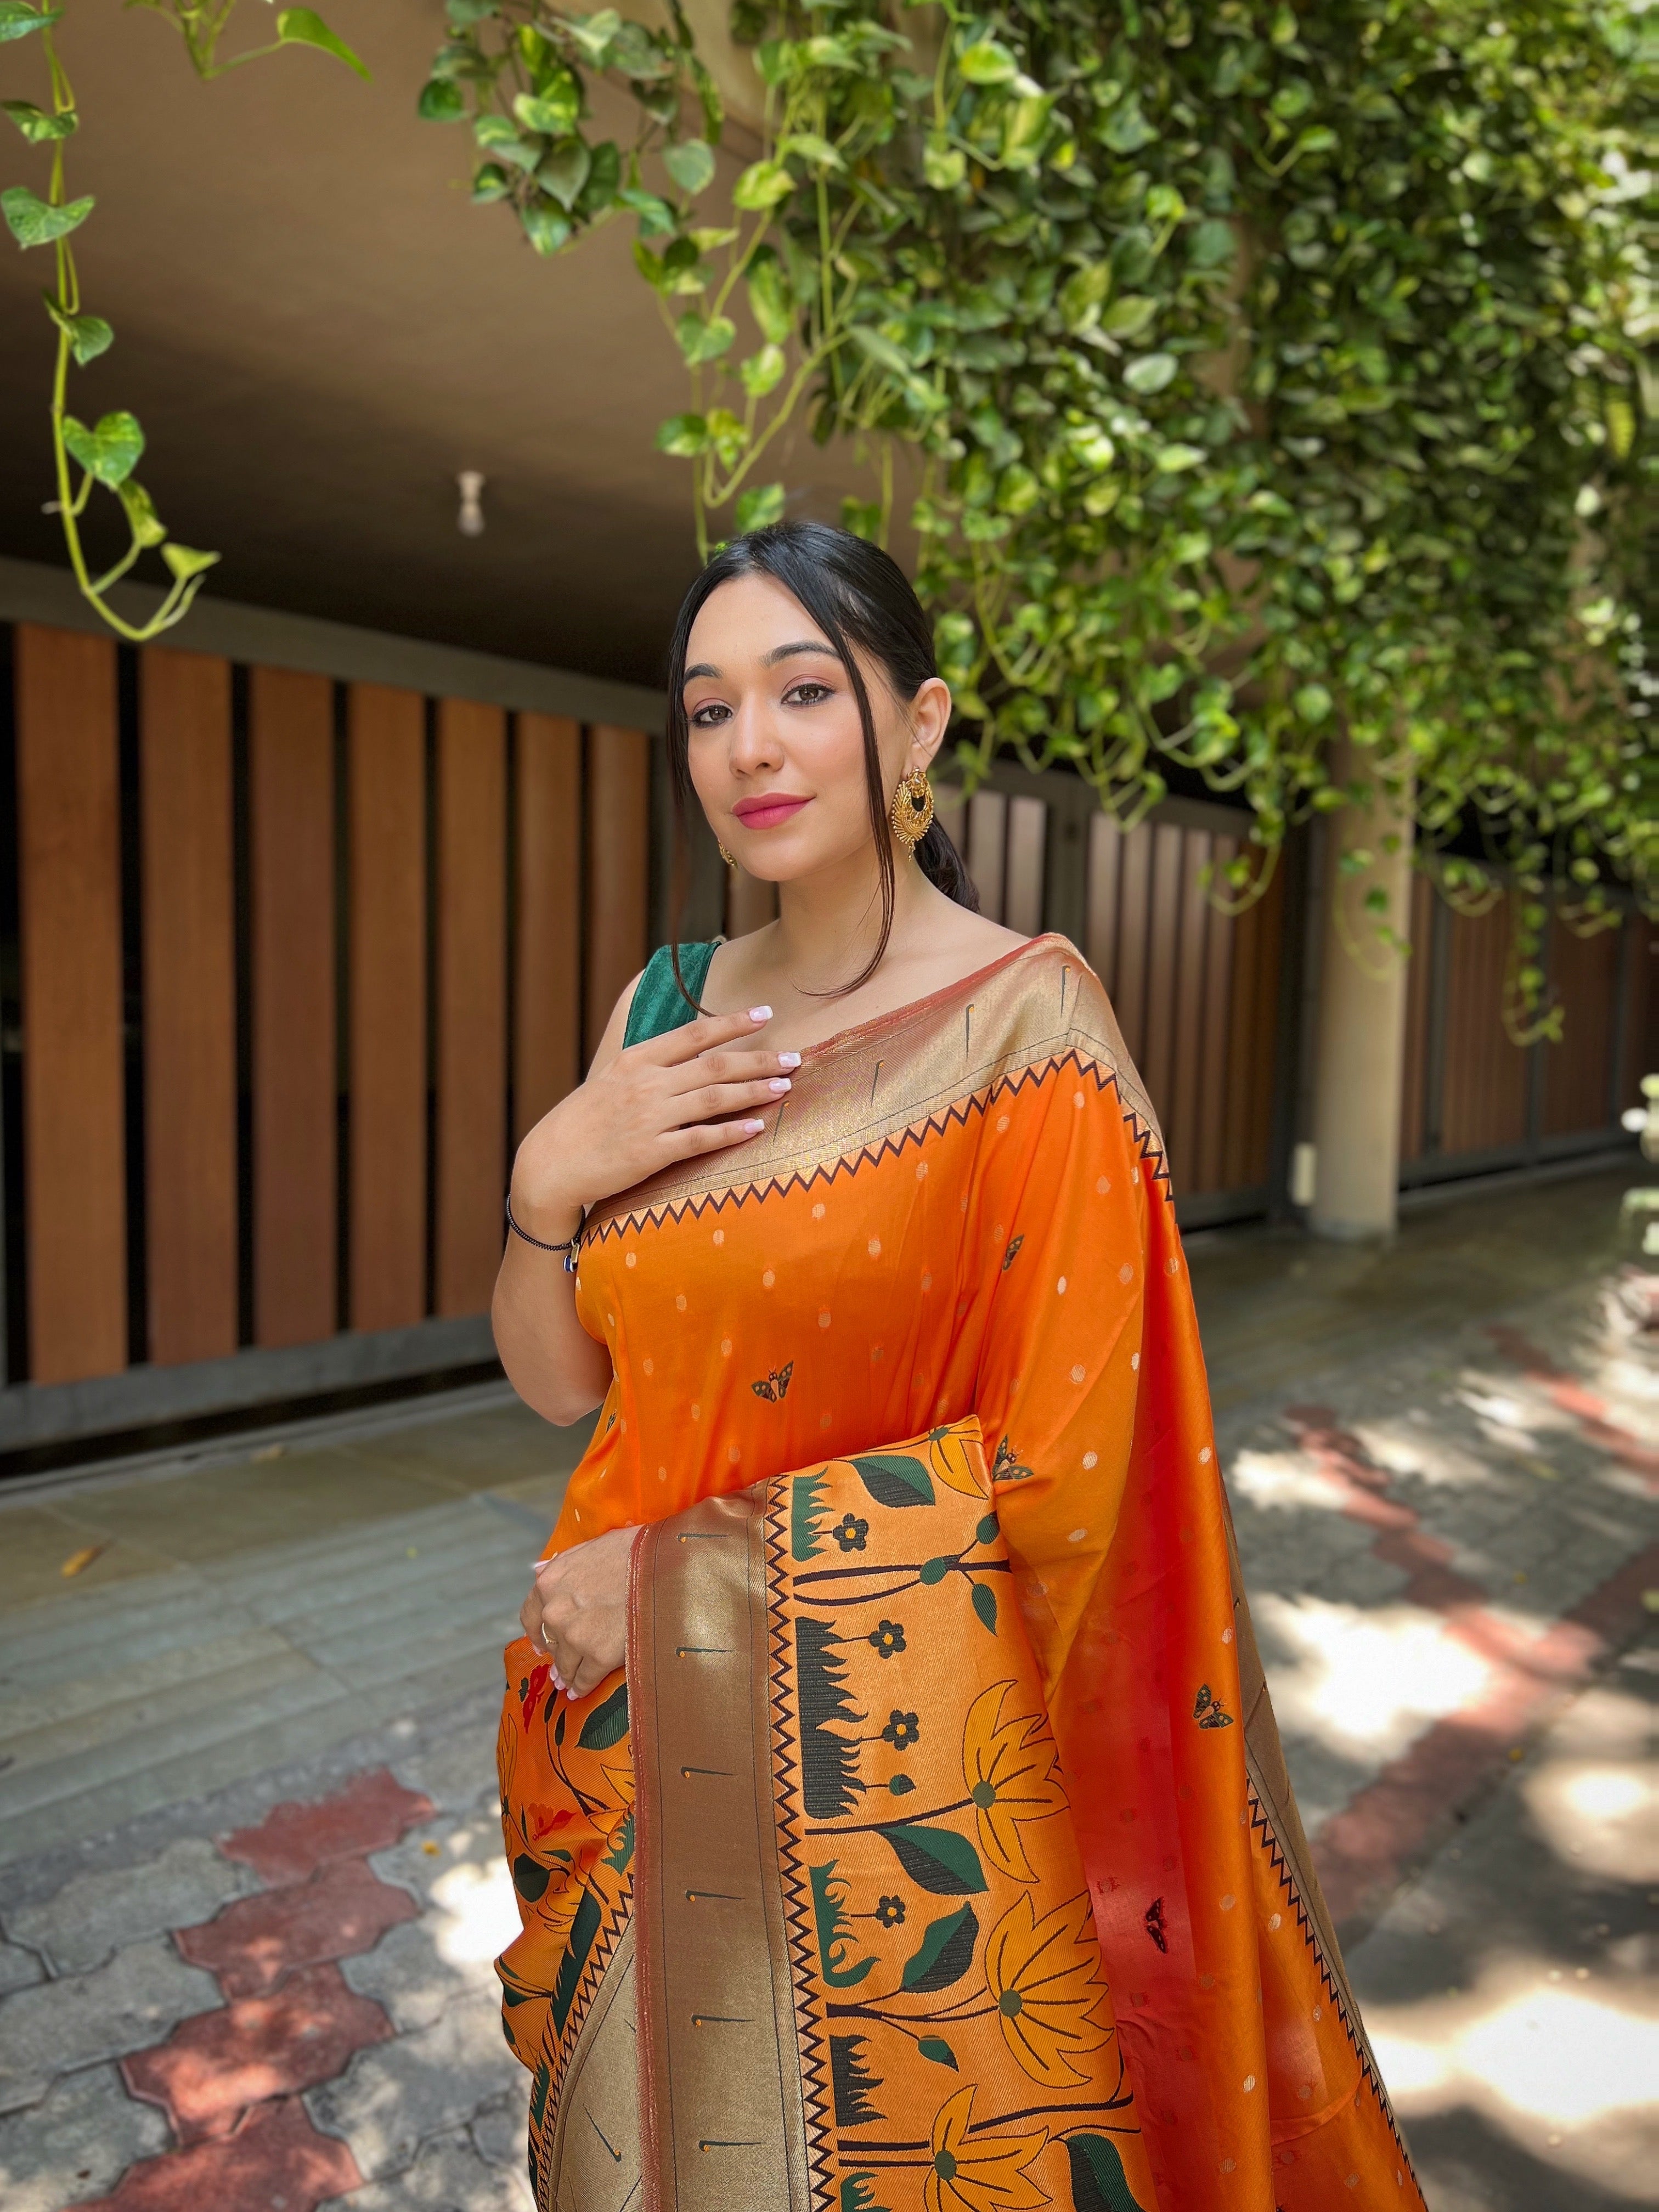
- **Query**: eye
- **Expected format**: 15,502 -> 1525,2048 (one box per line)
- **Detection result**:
784,679 -> 835,707
688,699 -> 732,728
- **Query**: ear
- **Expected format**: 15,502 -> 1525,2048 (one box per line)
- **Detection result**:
905,676 -> 953,773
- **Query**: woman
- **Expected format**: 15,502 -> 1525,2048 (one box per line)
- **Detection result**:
494,522 -> 1423,2212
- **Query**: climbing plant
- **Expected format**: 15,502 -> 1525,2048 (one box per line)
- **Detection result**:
1,0 -> 365,642
423,0 -> 1652,1033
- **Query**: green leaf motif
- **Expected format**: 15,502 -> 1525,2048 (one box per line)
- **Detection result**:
63,411 -> 144,487
916,2036 -> 958,2069
917,1556 -> 953,1585
887,1773 -> 916,1796
0,2 -> 60,41
663,138 -> 715,196
975,1514 -> 1000,1546
3,187 -> 93,249
971,1580 -> 998,1635
881,1824 -> 987,1895
3,98 -> 74,140
275,9 -> 369,78
577,1678 -> 629,1751
511,1851 -> 551,1901
900,1904 -> 980,1992
809,1860 -> 877,1987
1066,2131 -> 1149,2211
851,1454 -> 933,1510
733,481 -> 786,531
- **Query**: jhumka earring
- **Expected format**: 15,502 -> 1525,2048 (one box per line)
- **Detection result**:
718,842 -> 737,867
890,769 -> 935,851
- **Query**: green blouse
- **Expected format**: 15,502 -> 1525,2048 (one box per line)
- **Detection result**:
622,940 -> 721,1048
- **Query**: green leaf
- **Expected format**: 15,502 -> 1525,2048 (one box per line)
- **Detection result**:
161,543 -> 219,583
900,1904 -> 979,1993
564,7 -> 621,65
514,86 -> 580,137
916,2037 -> 958,2068
62,410 -> 144,487
576,1678 -> 629,1751
675,311 -> 735,365
971,1580 -> 998,1634
3,99 -> 74,140
887,1773 -> 916,1795
1101,294 -> 1157,340
511,1851 -> 551,1901
275,9 -> 369,77
1155,443 -> 1206,472
881,1824 -> 987,1895
3,186 -> 93,249
537,138 -> 591,211
917,1555 -> 953,1585
740,343 -> 786,398
747,255 -> 792,344
417,78 -> 466,121
663,138 -> 716,196
471,163 -> 512,203
1294,683 -> 1333,724
521,199 -> 572,255
1124,352 -> 1178,395
923,135 -> 966,190
778,130 -> 842,171
1066,2131 -> 1149,2211
0,2 -> 60,40
733,481 -> 786,532
957,37 -> 1018,84
1058,263 -> 1109,332
975,1514 -> 1000,1546
732,158 -> 792,211
1187,217 -> 1234,269
117,479 -> 165,549
44,297 -> 112,363
851,1453 -> 934,1509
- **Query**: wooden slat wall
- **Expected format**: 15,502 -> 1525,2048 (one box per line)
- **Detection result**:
1542,921 -> 1618,1138
14,626 -> 128,1384
514,712 -> 582,1143
435,699 -> 507,1316
1166,830 -> 1211,1193
584,725 -> 651,1061
1398,872 -> 1436,1164
1440,901 -> 1530,1155
138,648 -> 238,1366
1003,796 -> 1046,937
1193,837 -> 1235,1194
249,667 -> 337,1347
348,684 -> 427,1331
967,792 -> 1007,921
1624,916 -> 1658,1110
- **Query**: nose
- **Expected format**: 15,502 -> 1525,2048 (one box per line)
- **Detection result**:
725,696 -> 786,779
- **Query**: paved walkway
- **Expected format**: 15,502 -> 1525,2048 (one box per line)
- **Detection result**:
0,1165 -> 1651,2211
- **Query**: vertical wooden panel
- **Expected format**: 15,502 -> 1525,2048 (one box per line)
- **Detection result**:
1398,872 -> 1435,1164
1166,831 -> 1211,1193
435,699 -> 507,1316
139,648 -> 237,1365
1622,915 -> 1657,1114
1222,885 -> 1263,1192
1193,838 -> 1235,1194
1542,922 -> 1617,1137
349,684 -> 427,1331
250,667 -> 337,1347
1141,822 -> 1184,1124
15,626 -> 127,1383
515,712 -> 581,1142
585,725 -> 651,1061
1245,864 -> 1285,1182
933,786 -> 968,865
1004,797 -> 1047,937
1085,812 -> 1121,997
967,791 -> 1007,922
1114,824 -> 1153,1066
1441,903 -> 1528,1155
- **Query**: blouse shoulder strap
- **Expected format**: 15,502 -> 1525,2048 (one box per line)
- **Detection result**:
623,941 -> 719,1048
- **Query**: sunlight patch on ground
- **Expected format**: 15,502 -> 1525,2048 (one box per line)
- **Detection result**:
1226,1448 -> 1351,1515
428,1824 -> 522,1967
1522,1684 -> 1658,1883
1251,1595 -> 1492,1759
1347,1418 -> 1494,1489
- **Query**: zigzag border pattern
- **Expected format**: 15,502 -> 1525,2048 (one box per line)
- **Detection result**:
529,1869 -> 635,2208
584,1048 -> 1171,1248
1245,1779 -> 1425,2197
762,1480 -> 840,2212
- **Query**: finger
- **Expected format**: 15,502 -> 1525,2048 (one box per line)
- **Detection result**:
675,1078 -> 794,1121
668,1046 -> 800,1090
636,1005 -> 773,1068
664,1118 -> 768,1163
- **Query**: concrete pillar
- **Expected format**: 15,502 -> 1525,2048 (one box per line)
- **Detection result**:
1308,742 -> 1415,1241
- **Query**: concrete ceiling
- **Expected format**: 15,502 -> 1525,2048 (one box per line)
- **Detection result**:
0,0 -> 868,682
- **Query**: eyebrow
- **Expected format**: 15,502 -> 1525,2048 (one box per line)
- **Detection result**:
682,639 -> 841,684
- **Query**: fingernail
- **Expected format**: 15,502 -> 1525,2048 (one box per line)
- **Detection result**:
748,1005 -> 772,1022
566,1688 -> 579,1701
743,1118 -> 766,1133
778,1051 -> 802,1069
769,1077 -> 792,1094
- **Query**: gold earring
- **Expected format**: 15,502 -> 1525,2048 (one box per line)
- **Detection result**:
890,769 -> 934,851
718,842 -> 736,867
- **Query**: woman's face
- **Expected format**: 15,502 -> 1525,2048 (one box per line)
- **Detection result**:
682,572 -> 949,883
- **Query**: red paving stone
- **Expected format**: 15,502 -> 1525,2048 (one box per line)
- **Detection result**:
178,1854 -> 418,1996
122,1962 -> 391,2143
218,1767 -> 432,1886
66,2094 -> 361,2212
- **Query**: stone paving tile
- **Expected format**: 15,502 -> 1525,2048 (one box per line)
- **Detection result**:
320,2125 -> 534,2212
388,1715 -> 502,1819
220,1770 -> 434,1887
0,1943 -> 43,1995
68,2091 -> 362,2212
177,1858 -> 417,1999
306,1988 -> 523,2180
340,1911 -> 493,2035
0,1939 -> 221,2116
6,1838 -> 258,1977
0,2063 -> 171,2212
469,2081 -> 534,2172
123,1961 -> 391,2144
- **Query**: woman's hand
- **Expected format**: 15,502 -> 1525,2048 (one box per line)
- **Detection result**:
521,1527 -> 637,1699
509,1005 -> 798,1235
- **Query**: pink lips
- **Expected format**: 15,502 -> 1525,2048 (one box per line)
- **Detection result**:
731,794 -> 811,831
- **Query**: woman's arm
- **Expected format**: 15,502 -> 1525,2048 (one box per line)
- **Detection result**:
492,980 -> 800,1425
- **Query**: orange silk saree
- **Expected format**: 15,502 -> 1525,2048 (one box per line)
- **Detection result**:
496,934 -> 1425,2212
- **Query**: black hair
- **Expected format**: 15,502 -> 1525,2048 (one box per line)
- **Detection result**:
665,519 -> 979,1003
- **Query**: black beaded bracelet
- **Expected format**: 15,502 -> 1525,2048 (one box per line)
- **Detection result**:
505,1195 -> 583,1272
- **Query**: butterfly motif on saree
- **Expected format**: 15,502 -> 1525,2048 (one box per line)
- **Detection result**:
752,1361 -> 794,1402
1193,1682 -> 1234,1729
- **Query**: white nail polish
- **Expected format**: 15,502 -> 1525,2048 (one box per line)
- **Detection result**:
769,1077 -> 792,1094
748,1005 -> 772,1021
744,1118 -> 766,1132
778,1052 -> 802,1069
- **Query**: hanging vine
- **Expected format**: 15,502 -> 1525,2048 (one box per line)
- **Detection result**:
1,0 -> 365,643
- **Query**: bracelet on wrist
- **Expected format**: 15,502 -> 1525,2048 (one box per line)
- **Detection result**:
505,1194 -> 585,1272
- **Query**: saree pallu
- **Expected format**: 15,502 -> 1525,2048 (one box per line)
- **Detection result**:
496,935 -> 1425,2212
